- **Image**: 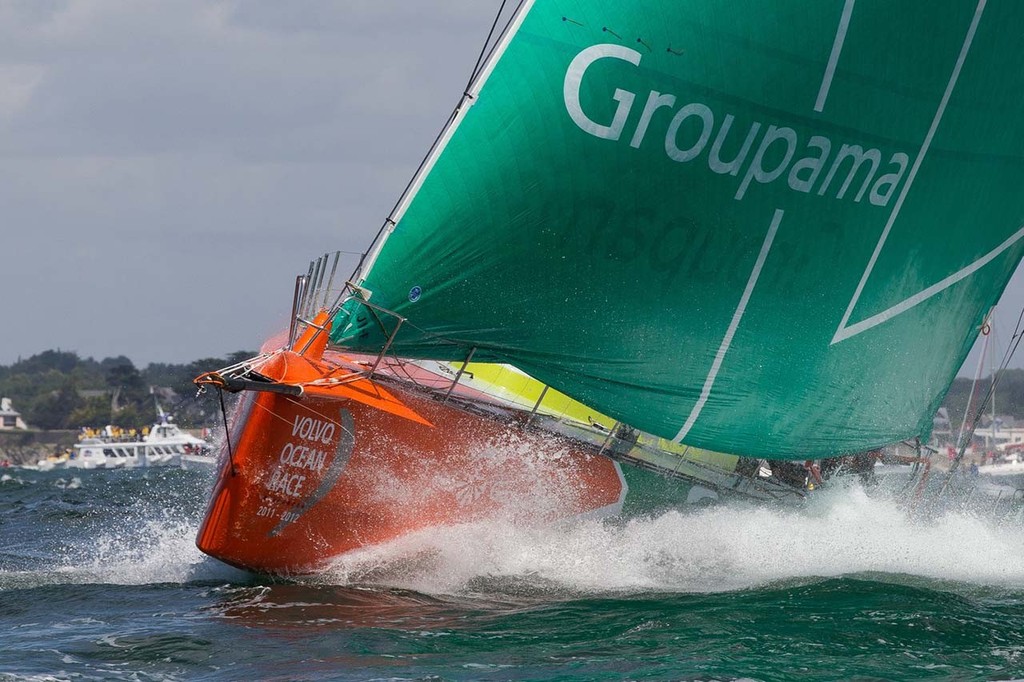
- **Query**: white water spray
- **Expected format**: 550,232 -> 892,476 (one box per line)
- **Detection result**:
324,481 -> 1024,595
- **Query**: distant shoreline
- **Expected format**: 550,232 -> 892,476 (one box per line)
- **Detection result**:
0,429 -> 78,466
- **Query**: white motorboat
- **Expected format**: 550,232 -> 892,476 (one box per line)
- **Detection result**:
980,453 -> 1024,477
58,421 -> 212,470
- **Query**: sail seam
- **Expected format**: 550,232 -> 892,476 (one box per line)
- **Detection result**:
836,224 -> 1024,341
830,0 -> 987,345
673,208 -> 783,443
814,0 -> 856,113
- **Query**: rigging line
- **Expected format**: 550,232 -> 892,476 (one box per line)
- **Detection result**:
954,319 -> 990,451
255,399 -> 299,428
280,395 -> 358,443
217,389 -> 236,476
942,303 -> 1024,486
350,1 -> 527,289
469,0 -> 526,86
993,304 -> 1024,372
361,300 -> 393,341
464,0 -> 510,95
379,344 -> 463,391
383,104 -> 455,222
396,358 -> 450,392
336,304 -> 477,355
364,353 -> 421,389
230,396 -> 358,473
210,352 -> 277,380
247,393 -> 344,438
389,358 -> 428,388
348,106 -> 459,283
965,315 -> 1023,443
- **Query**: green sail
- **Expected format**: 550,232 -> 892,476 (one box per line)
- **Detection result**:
332,0 -> 1024,459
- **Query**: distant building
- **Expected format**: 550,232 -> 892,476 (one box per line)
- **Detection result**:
0,398 -> 28,430
933,407 -> 952,443
76,389 -> 109,400
968,413 -> 1024,451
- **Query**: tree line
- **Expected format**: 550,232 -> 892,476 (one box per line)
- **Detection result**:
0,349 -> 254,431
942,368 -> 1024,430
3,349 -> 1023,434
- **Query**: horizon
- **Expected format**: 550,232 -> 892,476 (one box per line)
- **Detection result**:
2,2 -> 1021,377
3,335 -> 1022,382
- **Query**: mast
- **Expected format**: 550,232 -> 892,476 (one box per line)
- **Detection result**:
991,312 -> 996,457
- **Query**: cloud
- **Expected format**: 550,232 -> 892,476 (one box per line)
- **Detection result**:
0,0 -> 1020,381
0,1 -> 498,365
0,63 -> 46,124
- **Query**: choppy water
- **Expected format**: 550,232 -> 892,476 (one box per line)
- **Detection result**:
2,465 -> 1024,681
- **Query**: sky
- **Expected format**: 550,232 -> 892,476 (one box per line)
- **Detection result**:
0,1 -> 496,366
0,1 -> 1021,375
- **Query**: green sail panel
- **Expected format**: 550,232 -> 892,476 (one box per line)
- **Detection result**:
332,0 -> 1024,459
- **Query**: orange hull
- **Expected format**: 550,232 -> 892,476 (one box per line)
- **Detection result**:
196,355 -> 626,576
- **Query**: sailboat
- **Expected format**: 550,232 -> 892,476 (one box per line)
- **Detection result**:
193,1 -> 1024,576
951,310 -> 1024,475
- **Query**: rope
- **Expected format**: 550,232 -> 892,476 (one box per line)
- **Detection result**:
464,0 -> 510,95
941,306 -> 1024,492
194,371 -> 231,391
218,388 -> 236,476
349,0 -> 524,287
953,320 -> 990,453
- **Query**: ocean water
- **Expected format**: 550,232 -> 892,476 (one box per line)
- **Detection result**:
2,465 -> 1024,681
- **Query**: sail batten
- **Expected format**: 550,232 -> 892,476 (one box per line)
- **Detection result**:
332,1 -> 1024,459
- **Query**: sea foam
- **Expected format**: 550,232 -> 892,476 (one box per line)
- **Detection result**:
322,479 -> 1024,596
